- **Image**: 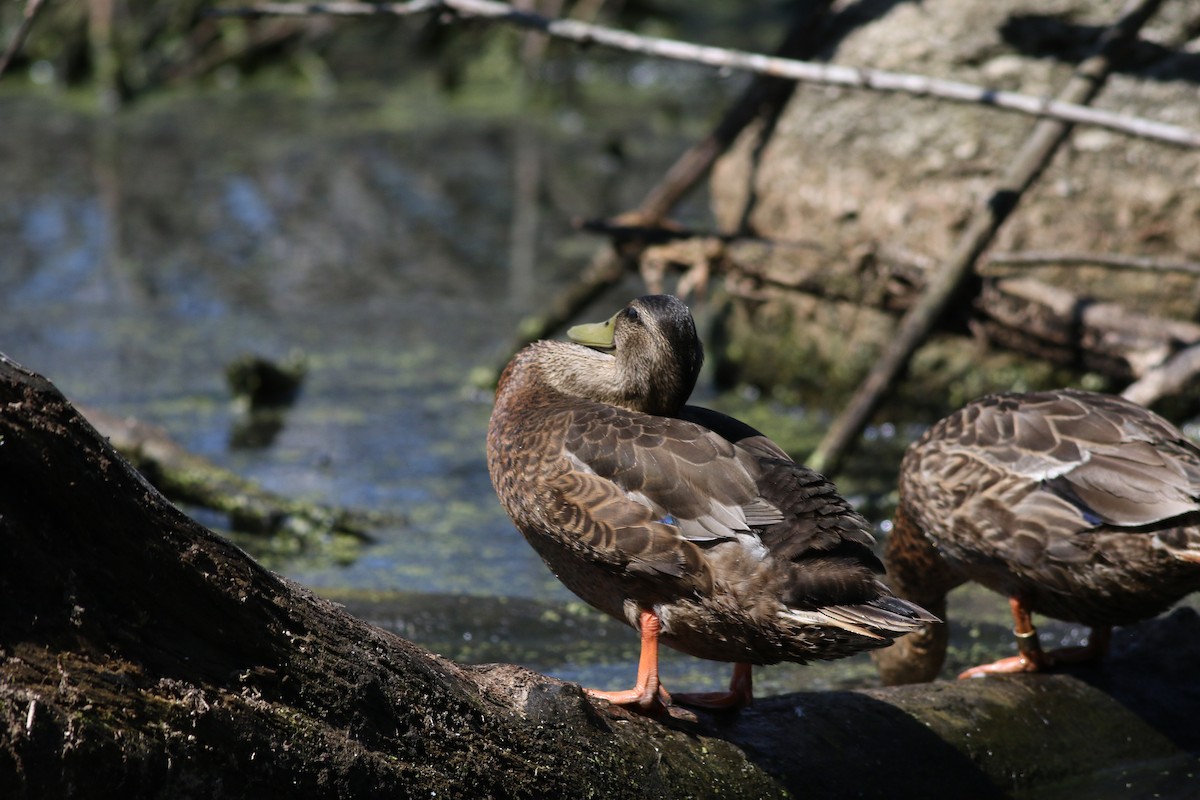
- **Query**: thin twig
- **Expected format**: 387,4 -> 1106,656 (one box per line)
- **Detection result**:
0,0 -> 49,79
576,218 -> 749,245
225,1 -> 441,13
212,0 -> 1200,149
807,0 -> 1167,477
986,250 -> 1200,277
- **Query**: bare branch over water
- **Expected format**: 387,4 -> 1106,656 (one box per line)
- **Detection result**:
213,0 -> 1200,149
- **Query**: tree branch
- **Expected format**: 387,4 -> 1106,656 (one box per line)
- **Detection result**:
80,405 -> 385,544
1121,342 -> 1200,408
974,276 -> 1200,381
3,350 -> 1200,797
986,250 -> 1200,277
0,0 -> 48,79
211,0 -> 1200,149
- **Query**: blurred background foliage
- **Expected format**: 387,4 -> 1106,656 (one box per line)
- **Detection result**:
0,0 -> 799,106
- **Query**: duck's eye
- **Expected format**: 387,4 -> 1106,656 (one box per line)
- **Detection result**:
624,307 -> 640,324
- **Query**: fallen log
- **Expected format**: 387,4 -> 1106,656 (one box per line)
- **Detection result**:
973,276 -> 1200,385
1,352 -> 1197,798
0,352 -> 780,799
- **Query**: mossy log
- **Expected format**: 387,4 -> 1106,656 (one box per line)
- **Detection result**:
78,404 -> 385,545
1,352 -> 1198,799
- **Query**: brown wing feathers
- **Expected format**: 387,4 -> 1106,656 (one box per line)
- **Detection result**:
752,456 -> 887,608
568,399 -> 889,611
963,390 -> 1200,530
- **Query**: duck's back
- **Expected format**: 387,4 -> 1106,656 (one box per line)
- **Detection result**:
487,348 -> 719,622
679,405 -> 887,605
900,389 -> 1200,625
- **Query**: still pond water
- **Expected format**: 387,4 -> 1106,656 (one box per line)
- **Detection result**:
0,82 -> 1148,700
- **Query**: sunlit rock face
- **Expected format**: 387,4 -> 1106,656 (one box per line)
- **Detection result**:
708,0 -> 1200,405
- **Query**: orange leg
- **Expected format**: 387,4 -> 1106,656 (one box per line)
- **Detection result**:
673,662 -> 755,711
959,597 -> 1112,679
584,609 -> 672,711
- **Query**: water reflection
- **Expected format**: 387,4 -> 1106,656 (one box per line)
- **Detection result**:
4,88 -> 1191,700
0,87 -> 702,617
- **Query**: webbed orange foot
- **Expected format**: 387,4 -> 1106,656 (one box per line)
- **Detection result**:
959,654 -> 1042,679
960,599 -> 1111,679
585,683 -> 672,712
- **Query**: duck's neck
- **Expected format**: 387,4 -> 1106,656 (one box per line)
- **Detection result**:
511,340 -> 692,417
873,502 -> 962,685
885,503 -> 963,608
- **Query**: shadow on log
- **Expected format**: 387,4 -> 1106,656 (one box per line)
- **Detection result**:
1,352 -> 1198,798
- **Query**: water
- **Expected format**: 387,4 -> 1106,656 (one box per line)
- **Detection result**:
2,85 -> 1193,706
5,84 -> 844,694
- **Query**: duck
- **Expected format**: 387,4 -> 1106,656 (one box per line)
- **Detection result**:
486,294 -> 937,711
875,388 -> 1200,685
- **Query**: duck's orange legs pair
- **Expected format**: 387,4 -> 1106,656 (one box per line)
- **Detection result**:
584,610 -> 755,711
959,596 -> 1112,678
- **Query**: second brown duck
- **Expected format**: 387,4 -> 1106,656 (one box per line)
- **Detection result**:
877,389 -> 1200,684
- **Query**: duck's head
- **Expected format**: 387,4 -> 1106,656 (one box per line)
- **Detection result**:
563,294 -> 704,417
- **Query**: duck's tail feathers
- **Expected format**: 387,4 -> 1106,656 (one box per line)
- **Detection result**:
1172,549 -> 1200,564
1151,532 -> 1200,565
778,595 -> 939,640
869,594 -> 943,627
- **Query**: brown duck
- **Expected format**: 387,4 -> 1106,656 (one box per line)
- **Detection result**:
487,295 -> 935,711
877,389 -> 1200,684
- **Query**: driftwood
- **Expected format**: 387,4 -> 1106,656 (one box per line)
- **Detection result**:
195,0 -> 1200,425
1123,343 -> 1200,408
664,234 -> 1200,407
79,405 -> 384,544
973,277 -> 1200,385
986,250 -> 1200,278
3,352 -> 1200,799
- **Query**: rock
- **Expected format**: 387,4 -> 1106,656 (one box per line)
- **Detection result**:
708,0 -> 1200,403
